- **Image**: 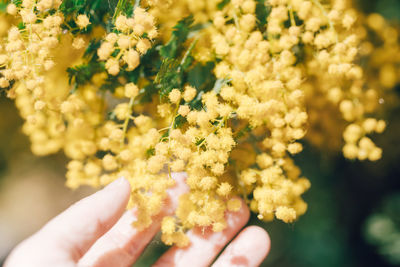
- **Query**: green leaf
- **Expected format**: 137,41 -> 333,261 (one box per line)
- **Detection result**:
139,83 -> 158,103
17,22 -> 25,30
0,1 -> 8,12
84,38 -> 102,60
95,150 -> 108,158
292,42 -> 306,65
146,147 -> 155,157
100,74 -> 121,92
181,54 -> 194,71
60,0 -> 85,15
139,46 -> 162,77
67,62 -> 104,88
217,0 -> 230,10
187,61 -> 216,92
255,0 -> 270,29
160,15 -> 194,59
173,115 -> 187,129
180,38 -> 198,71
185,61 -> 217,111
60,0 -> 116,33
0,80 -> 15,95
11,0 -> 22,7
155,58 -> 182,98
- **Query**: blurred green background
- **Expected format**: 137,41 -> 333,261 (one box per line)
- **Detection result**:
1,0 -> 400,266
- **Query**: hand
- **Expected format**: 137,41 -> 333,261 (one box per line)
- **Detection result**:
5,174 -> 270,267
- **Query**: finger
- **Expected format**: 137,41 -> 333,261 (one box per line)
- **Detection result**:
78,172 -> 189,267
153,198 -> 250,267
212,226 -> 270,267
39,177 -> 131,262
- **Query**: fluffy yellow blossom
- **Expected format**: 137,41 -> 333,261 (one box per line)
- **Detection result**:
169,89 -> 181,103
6,3 -> 17,15
76,14 -> 90,29
97,10 -> 156,75
161,216 -> 176,235
72,37 -> 85,49
183,85 -> 197,102
124,83 -> 139,98
275,206 -> 297,223
178,105 -> 190,117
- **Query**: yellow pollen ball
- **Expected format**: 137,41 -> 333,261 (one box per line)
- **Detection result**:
178,105 -> 190,117
275,206 -> 297,223
161,217 -> 176,235
183,86 -> 197,102
76,14 -> 90,29
217,182 -> 232,196
169,89 -> 181,104
125,83 -> 139,98
6,3 -> 17,15
72,37 -> 85,50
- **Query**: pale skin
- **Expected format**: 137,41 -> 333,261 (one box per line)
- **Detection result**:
5,173 -> 270,267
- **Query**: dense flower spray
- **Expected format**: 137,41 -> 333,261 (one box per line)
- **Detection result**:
0,0 -> 399,246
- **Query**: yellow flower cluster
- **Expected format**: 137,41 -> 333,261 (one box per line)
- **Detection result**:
299,0 -> 387,162
97,8 -> 157,75
2,0 -> 63,89
202,0 -> 312,223
304,10 -> 400,157
1,0 -> 398,247
0,0 -> 68,155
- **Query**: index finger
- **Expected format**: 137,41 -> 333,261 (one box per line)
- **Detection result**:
78,172 -> 189,267
40,177 -> 131,262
